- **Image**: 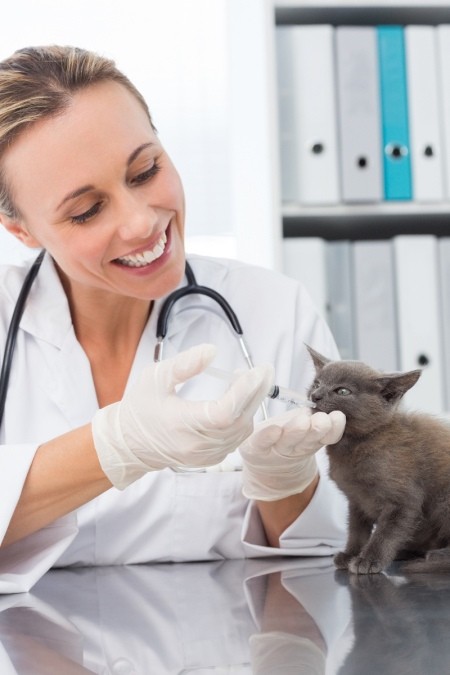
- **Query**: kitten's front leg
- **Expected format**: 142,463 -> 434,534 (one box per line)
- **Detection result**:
334,502 -> 373,570
349,504 -> 418,575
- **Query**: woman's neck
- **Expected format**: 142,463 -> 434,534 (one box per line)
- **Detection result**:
72,297 -> 152,407
57,266 -> 152,351
70,292 -> 152,354
58,273 -> 153,407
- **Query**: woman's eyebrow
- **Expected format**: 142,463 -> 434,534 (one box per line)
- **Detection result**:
127,142 -> 154,166
56,143 -> 156,210
57,184 -> 95,210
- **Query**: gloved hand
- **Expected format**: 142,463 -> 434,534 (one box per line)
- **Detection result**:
249,631 -> 326,675
240,406 -> 346,501
91,343 -> 274,490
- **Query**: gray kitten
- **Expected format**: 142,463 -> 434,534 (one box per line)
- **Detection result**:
306,345 -> 450,575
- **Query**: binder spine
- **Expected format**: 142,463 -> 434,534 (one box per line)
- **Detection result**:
276,25 -> 340,205
377,25 -> 412,200
335,26 -> 383,203
405,26 -> 444,202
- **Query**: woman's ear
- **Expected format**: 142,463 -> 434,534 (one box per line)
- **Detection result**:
0,216 -> 41,248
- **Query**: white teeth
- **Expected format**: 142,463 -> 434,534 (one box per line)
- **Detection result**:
116,231 -> 167,267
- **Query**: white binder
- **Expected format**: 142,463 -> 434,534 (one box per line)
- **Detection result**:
437,25 -> 450,200
393,235 -> 444,413
275,25 -> 340,205
438,238 -> 450,412
405,26 -> 444,202
282,237 -> 328,321
352,240 -> 398,371
335,26 -> 383,203
326,241 -> 355,360
276,25 -> 300,204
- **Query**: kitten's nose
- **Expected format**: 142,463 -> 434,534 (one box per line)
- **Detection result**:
311,390 -> 323,402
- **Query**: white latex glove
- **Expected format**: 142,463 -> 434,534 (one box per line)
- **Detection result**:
240,407 -> 346,501
92,343 -> 274,489
249,632 -> 326,675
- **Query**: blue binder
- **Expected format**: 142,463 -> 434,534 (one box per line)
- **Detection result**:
377,25 -> 412,200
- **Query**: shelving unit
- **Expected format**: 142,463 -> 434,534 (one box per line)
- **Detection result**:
272,0 -> 450,240
282,202 -> 450,240
266,1 -> 450,414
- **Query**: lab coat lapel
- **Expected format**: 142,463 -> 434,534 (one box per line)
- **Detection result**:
49,331 -> 99,427
13,254 -> 161,424
11,255 -> 229,424
12,254 -> 99,427
17,253 -> 73,349
123,300 -> 161,391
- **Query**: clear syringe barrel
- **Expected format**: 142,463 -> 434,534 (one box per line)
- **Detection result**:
267,384 -> 316,408
205,366 -> 316,409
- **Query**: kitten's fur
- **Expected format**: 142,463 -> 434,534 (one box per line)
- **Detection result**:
306,345 -> 450,575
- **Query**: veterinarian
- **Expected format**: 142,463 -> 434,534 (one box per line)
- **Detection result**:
0,45 -> 347,593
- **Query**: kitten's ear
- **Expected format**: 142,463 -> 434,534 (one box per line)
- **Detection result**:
305,344 -> 331,372
376,370 -> 422,404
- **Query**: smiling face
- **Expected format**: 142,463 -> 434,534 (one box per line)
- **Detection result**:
0,80 -> 186,304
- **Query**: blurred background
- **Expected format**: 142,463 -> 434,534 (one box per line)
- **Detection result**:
0,0 -> 281,269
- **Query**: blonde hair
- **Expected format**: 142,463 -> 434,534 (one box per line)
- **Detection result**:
0,45 -> 154,218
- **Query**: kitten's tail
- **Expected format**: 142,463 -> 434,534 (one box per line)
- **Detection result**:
402,553 -> 450,574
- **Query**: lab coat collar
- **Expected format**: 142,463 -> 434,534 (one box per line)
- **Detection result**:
1,253 -> 217,428
12,252 -> 213,354
11,252 -> 73,349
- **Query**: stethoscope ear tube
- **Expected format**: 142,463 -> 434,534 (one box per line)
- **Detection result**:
154,260 -> 251,366
154,260 -> 267,420
0,249 -> 45,429
155,261 -> 244,340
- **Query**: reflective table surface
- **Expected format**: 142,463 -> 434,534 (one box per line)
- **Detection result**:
1,557 -> 449,673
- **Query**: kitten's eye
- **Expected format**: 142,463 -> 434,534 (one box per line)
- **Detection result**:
335,387 -> 351,396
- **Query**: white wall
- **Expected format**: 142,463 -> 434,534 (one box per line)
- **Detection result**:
0,0 -> 236,264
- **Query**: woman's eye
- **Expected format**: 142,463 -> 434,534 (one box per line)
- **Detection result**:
130,162 -> 161,185
71,202 -> 102,224
335,387 -> 351,396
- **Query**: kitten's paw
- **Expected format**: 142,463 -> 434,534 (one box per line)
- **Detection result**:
333,551 -> 353,569
348,556 -> 384,575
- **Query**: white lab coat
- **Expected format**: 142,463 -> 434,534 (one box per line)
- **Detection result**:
0,253 -> 347,593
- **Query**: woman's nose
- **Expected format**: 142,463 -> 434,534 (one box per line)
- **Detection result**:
116,197 -> 157,240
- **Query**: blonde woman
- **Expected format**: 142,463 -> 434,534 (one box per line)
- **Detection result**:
0,46 -> 346,592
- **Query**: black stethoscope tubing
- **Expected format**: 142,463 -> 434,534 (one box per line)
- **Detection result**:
0,252 -> 256,430
0,248 -> 45,428
156,261 -> 244,340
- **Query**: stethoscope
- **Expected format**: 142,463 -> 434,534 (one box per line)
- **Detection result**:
0,249 -> 262,430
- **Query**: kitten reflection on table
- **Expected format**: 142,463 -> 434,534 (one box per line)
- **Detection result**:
336,569 -> 450,675
306,345 -> 450,575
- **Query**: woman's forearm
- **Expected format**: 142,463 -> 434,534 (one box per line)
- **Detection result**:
4,426 -> 320,550
2,424 -> 112,547
256,474 -> 320,547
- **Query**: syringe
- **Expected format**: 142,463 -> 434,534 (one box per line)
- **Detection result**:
205,366 -> 316,409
